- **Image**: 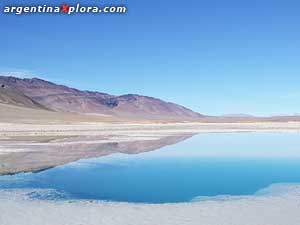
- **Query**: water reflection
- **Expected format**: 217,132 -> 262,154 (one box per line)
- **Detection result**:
0,134 -> 194,175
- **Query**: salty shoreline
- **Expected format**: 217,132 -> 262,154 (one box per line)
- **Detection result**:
0,183 -> 300,225
1,122 -> 300,138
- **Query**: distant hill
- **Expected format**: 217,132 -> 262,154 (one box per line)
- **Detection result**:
0,76 -> 203,121
221,114 -> 255,118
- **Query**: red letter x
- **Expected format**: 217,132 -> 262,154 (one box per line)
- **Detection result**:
61,4 -> 69,13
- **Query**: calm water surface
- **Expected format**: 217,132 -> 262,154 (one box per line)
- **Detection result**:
1,132 -> 300,203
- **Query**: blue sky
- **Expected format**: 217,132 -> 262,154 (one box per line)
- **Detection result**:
0,0 -> 300,116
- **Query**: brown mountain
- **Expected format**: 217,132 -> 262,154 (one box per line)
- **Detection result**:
0,76 -> 203,121
0,84 -> 47,110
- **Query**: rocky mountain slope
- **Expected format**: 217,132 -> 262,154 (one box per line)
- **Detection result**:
0,84 -> 47,110
0,76 -> 203,121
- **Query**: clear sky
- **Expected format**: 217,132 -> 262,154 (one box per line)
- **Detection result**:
0,0 -> 300,116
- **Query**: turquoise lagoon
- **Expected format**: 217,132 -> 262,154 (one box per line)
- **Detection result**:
1,132 -> 300,203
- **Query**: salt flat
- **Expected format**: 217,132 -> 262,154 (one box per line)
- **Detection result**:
0,184 -> 300,225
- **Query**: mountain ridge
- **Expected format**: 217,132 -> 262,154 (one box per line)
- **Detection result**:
0,76 -> 203,121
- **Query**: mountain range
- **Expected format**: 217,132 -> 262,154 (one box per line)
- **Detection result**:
1,76 -> 300,123
0,76 -> 203,121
